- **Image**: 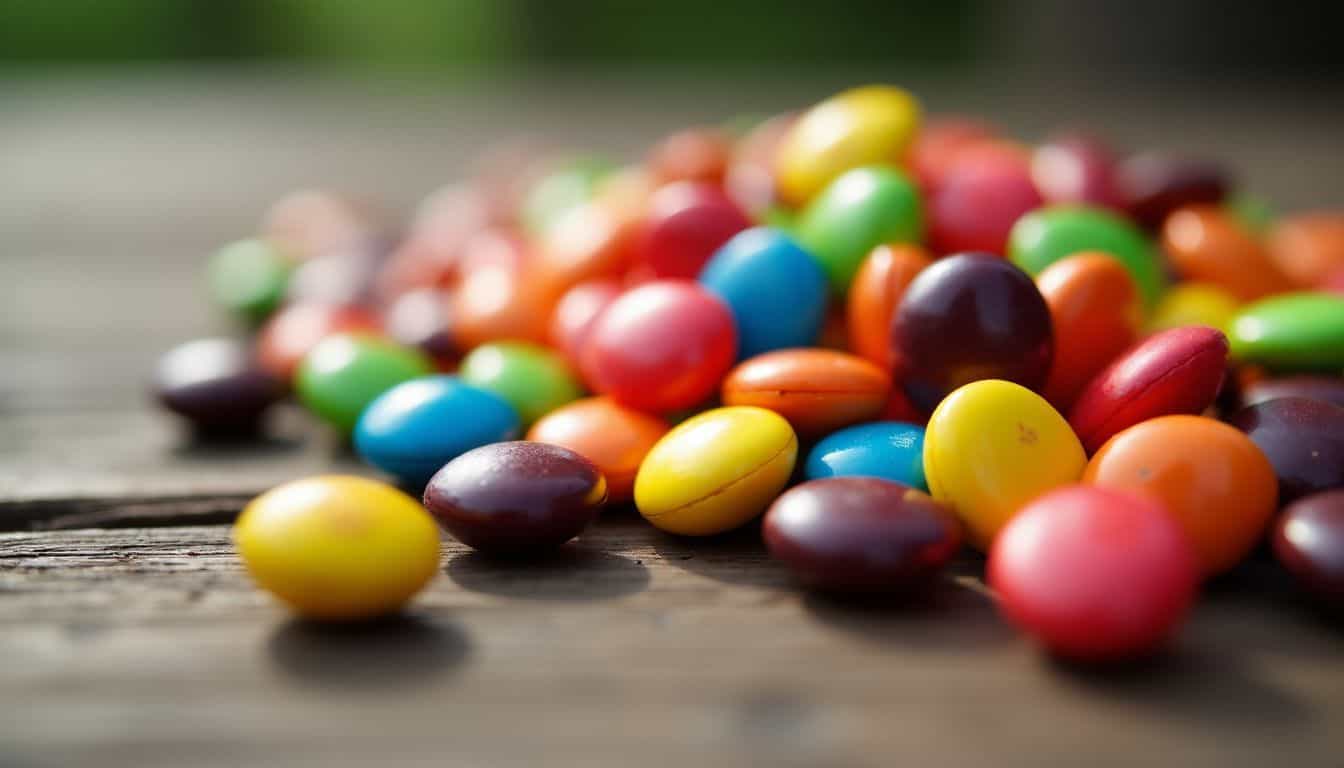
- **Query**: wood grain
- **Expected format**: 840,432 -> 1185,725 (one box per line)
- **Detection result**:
1,518 -> 1342,768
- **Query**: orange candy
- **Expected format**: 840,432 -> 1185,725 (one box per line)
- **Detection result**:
721,349 -> 891,439
535,200 -> 637,289
846,243 -> 933,370
1036,252 -> 1144,410
1161,205 -> 1293,301
1267,212 -> 1344,288
527,397 -> 670,502
1084,415 -> 1278,575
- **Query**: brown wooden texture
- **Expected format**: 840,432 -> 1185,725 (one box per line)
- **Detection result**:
4,71 -> 1344,767
2,518 -> 1342,768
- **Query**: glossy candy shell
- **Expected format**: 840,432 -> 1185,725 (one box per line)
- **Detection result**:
1229,397 -> 1344,503
424,441 -> 607,554
295,334 -> 432,434
763,477 -> 960,592
234,476 -> 440,620
635,182 -> 751,280
1274,491 -> 1344,601
458,342 -> 583,426
581,281 -> 737,413
1241,375 -> 1344,409
1228,293 -> 1344,371
527,397 -> 670,503
1007,206 -> 1166,308
1084,415 -> 1278,575
1068,326 -> 1229,454
795,166 -> 923,294
154,338 -> 283,432
892,253 -> 1053,414
208,239 -> 292,324
924,380 -> 1087,548
804,421 -> 927,491
634,406 -> 798,536
846,244 -> 932,370
721,349 -> 891,439
354,376 -> 521,488
699,228 -> 829,359
1160,205 -> 1292,301
989,485 -> 1198,661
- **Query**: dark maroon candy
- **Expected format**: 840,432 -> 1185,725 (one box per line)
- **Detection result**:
424,441 -> 607,555
1242,375 -> 1344,410
891,252 -> 1053,413
763,477 -> 962,592
384,288 -> 456,365
153,338 -> 284,434
1274,490 -> 1344,602
1229,397 -> 1344,503
1119,152 -> 1229,229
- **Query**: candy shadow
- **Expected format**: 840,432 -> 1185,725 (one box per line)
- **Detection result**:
267,612 -> 470,691
800,559 -> 1014,651
1045,643 -> 1313,728
445,544 -> 651,601
645,519 -> 793,588
170,431 -> 305,458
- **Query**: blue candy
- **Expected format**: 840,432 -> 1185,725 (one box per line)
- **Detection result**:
355,375 -> 520,487
699,227 -> 828,359
804,421 -> 928,491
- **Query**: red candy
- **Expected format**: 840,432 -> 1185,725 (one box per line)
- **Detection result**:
549,279 -> 623,374
989,485 -> 1199,661
634,182 -> 751,279
928,152 -> 1043,255
580,281 -> 737,413
1069,326 -> 1229,454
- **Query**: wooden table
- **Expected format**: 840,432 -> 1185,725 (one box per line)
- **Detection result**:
3,69 -> 1343,767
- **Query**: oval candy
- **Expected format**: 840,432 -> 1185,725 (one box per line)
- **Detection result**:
1228,292 -> 1344,372
634,406 -> 797,536
295,333 -> 432,434
721,349 -> 891,439
1008,205 -> 1166,308
526,397 -> 670,503
1228,397 -> 1344,503
1274,490 -> 1344,601
804,421 -> 927,491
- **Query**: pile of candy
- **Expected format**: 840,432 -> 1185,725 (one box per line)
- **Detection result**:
153,85 -> 1344,662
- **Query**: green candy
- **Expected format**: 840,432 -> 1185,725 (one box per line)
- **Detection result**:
759,205 -> 797,233
296,334 -> 432,434
520,157 -> 615,236
1007,206 -> 1166,310
207,238 -> 293,324
1228,292 -> 1344,372
459,342 -> 584,426
795,165 -> 922,295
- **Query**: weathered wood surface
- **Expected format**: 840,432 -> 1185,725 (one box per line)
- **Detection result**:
2,519 -> 1341,768
3,70 -> 1344,766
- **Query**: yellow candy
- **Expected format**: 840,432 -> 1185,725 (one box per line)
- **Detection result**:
234,475 -> 441,620
923,380 -> 1086,549
635,406 -> 797,536
775,85 -> 921,207
1148,283 -> 1240,334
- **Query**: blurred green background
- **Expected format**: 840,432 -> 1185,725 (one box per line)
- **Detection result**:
1,0 -> 1338,84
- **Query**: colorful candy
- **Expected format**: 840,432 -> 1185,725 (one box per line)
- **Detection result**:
1036,252 -> 1143,409
989,485 -> 1198,660
383,288 -> 456,367
581,281 -> 737,413
234,476 -> 440,620
208,239 -> 293,324
763,477 -> 960,592
774,85 -> 921,206
1084,415 -> 1277,574
1147,283 -> 1239,333
924,380 -> 1087,548
699,228 -> 829,358
548,279 -> 623,374
1241,375 -> 1344,409
257,302 -> 381,381
845,243 -> 932,370
1228,397 -> 1344,503
1008,206 -> 1166,308
425,441 -> 607,554
1160,205 -> 1292,300
458,342 -> 583,426
634,182 -> 751,280
635,406 -> 797,536
1029,134 -> 1123,209
927,150 -> 1042,255
154,338 -> 283,434
1267,212 -> 1344,288
803,421 -> 927,490
295,333 -> 432,433
1273,490 -> 1344,601
721,349 -> 890,439
1228,292 -> 1344,371
354,376 -> 521,487
892,253 -> 1053,414
1068,326 -> 1229,454
526,397 -> 670,503
795,166 -> 923,294
1119,153 -> 1228,230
